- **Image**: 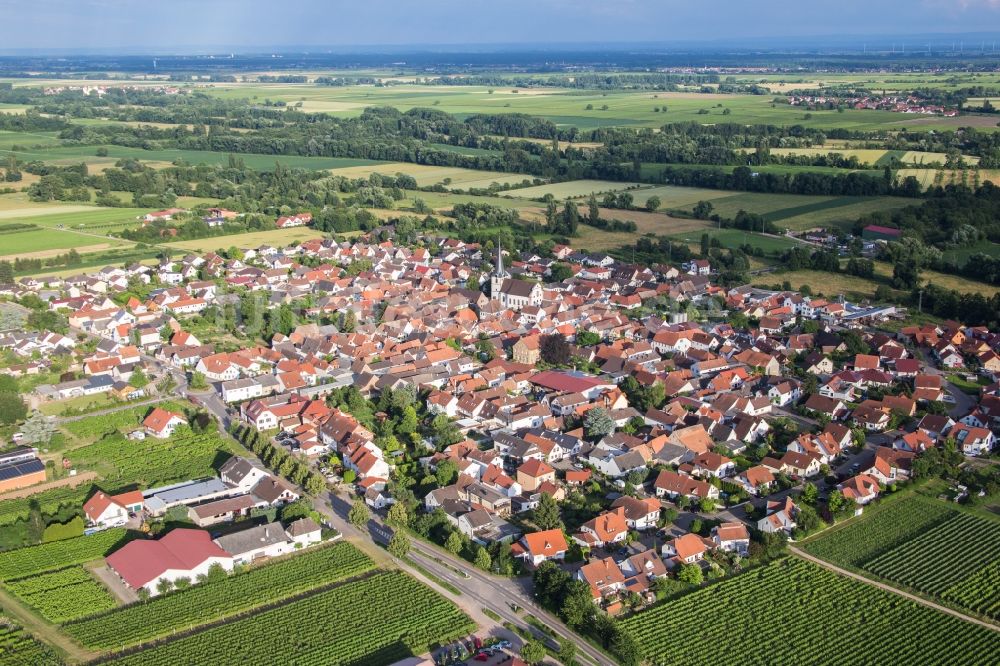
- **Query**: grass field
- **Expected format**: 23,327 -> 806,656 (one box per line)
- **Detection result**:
940,240 -> 1000,266
501,179 -> 642,200
619,557 -> 999,665
672,228 -> 804,255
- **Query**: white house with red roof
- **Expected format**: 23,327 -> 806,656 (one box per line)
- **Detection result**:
511,528 -> 568,567
106,528 -> 234,595
143,407 -> 187,439
83,490 -> 144,529
275,212 -> 313,228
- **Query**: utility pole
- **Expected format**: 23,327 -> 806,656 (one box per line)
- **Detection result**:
918,289 -> 923,314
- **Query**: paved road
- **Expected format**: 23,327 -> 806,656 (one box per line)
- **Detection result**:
790,546 -> 1000,632
314,491 -> 615,666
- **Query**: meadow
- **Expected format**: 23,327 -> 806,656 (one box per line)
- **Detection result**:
162,226 -> 328,252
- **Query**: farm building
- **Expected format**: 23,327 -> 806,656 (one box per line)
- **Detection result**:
862,225 -> 902,241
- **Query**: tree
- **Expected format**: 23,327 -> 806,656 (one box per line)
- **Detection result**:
559,638 -> 578,666
0,261 -> 13,285
386,502 -> 409,528
348,498 -> 369,527
387,531 -> 410,558
0,392 -> 27,425
612,629 -> 641,666
474,545 -> 492,571
341,469 -> 356,485
587,194 -> 600,225
677,563 -> 703,585
645,195 -> 661,212
560,579 -> 596,627
539,333 -> 571,365
19,411 -> 55,446
794,505 -> 821,536
130,367 -> 149,389
520,639 -> 546,665
693,200 -> 714,220
584,407 -> 615,440
827,489 -> 852,516
892,258 -> 920,290
435,459 -> 458,487
800,482 -> 819,505
548,262 -> 573,282
444,530 -> 464,554
189,371 -> 208,390
533,492 -> 564,531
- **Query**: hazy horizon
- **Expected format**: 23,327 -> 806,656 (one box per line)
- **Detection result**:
2,0 -> 1000,54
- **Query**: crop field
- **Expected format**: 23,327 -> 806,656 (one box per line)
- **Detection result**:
0,618 -> 62,666
672,228 -> 804,256
633,184 -> 738,209
0,529 -> 129,580
801,494 -> 957,567
0,227 -> 133,260
864,512 -> 1000,619
0,143 -> 384,171
67,429 -> 234,491
6,565 -> 118,623
162,226 -> 327,252
102,570 -> 475,666
896,168 -> 1000,189
1,205 -> 148,230
619,557 -> 1000,666
501,179 -> 642,200
197,83 -> 968,132
329,162 -> 537,189
65,542 -> 374,649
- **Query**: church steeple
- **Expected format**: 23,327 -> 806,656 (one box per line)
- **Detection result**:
495,236 -> 509,279
490,236 -> 509,301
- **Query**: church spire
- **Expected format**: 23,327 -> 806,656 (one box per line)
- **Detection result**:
495,236 -> 508,278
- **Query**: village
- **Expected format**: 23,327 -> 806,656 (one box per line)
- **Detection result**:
0,201 -> 996,657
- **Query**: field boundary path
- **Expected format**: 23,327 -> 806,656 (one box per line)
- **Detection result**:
790,546 -> 1000,632
0,585 -> 98,664
54,398 -> 164,424
0,471 -> 98,501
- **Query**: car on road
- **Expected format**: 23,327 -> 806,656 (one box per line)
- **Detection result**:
474,653 -> 489,662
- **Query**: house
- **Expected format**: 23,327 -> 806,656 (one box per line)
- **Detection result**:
512,336 -> 541,365
574,508 -> 629,549
83,490 -> 144,529
690,451 -> 735,479
187,495 -> 257,527
142,407 -> 187,439
780,451 -> 821,478
662,532 -> 713,567
838,474 -> 881,505
286,517 -> 322,547
106,528 -> 234,595
619,549 -> 668,598
948,423 -> 996,456
214,521 -> 295,564
511,529 -> 568,567
733,465 -> 775,496
609,496 -> 660,531
576,557 -> 627,601
866,447 -> 914,484
653,470 -> 719,501
757,497 -> 798,535
516,459 -> 556,493
712,522 -> 750,555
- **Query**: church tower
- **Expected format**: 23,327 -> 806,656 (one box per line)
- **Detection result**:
490,237 -> 509,301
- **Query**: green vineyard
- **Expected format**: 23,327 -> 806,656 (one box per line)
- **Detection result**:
6,566 -> 117,623
0,617 -> 62,666
865,513 -> 1000,619
943,565 -> 1000,620
67,429 -> 234,490
63,401 -> 185,440
65,541 -> 375,649
102,571 -> 475,666
619,558 -> 999,665
0,484 -> 90,527
0,529 -> 128,580
801,494 -> 956,567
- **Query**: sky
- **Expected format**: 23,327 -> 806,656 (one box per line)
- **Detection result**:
1,0 -> 1000,52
